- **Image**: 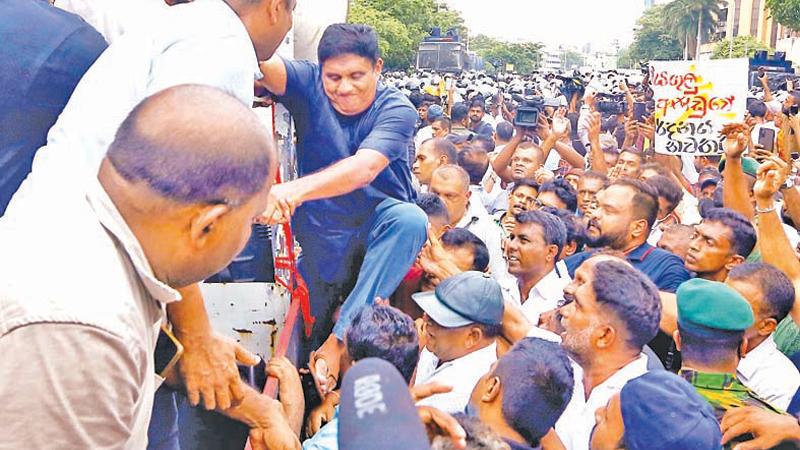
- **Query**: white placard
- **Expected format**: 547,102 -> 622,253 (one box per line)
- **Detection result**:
651,59 -> 748,155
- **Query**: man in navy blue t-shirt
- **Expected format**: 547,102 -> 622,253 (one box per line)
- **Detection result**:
563,179 -> 691,370
258,24 -> 427,394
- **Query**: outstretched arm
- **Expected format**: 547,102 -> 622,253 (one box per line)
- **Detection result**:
722,130 -> 755,220
753,156 -> 800,324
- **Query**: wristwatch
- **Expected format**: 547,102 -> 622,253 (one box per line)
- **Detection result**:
782,175 -> 796,190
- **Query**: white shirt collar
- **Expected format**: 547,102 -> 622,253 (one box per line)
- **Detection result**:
737,334 -> 777,380
85,179 -> 181,305
456,200 -> 489,229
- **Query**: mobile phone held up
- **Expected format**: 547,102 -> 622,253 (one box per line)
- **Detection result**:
758,127 -> 776,153
633,102 -> 647,122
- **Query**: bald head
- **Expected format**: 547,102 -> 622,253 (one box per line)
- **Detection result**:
107,84 -> 273,207
103,85 -> 275,288
431,164 -> 470,193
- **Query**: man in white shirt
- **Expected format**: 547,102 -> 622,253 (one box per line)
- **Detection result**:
5,0 -> 295,411
412,271 -> 504,415
501,210 -> 571,326
728,263 -> 800,411
0,86 -> 296,449
430,165 -> 507,279
553,255 -> 662,450
412,138 -> 458,192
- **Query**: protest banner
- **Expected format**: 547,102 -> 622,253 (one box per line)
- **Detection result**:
650,59 -> 748,155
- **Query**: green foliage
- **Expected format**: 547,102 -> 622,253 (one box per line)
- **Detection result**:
663,0 -> 725,57
617,47 -> 635,69
766,0 -> 800,31
711,35 -> 772,59
471,35 -> 543,74
628,5 -> 684,63
347,0 -> 467,70
564,50 -> 583,70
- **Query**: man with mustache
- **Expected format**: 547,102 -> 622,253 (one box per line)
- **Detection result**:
552,257 -> 662,450
563,179 -> 691,369
684,208 -> 756,282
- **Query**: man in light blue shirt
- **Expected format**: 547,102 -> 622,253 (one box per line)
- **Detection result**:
303,304 -> 420,450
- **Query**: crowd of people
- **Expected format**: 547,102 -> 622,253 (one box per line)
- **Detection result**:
2,0 -> 800,450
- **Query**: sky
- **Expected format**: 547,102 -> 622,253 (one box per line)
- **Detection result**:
443,0 -> 647,51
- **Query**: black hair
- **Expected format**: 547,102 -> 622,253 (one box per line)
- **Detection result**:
678,325 -> 744,366
422,138 -> 458,165
582,170 -> 610,188
451,103 -> 469,122
416,192 -> 450,225
728,263 -> 794,322
318,24 -> 380,66
515,210 -> 568,260
702,208 -> 757,257
610,179 -> 659,230
539,179 -> 578,212
346,305 -> 420,383
540,206 -> 586,254
441,228 -> 490,272
645,175 -> 683,214
408,92 -> 425,109
747,100 -> 768,118
469,98 -> 486,110
431,414 -> 508,450
494,338 -> 574,445
457,147 -> 490,185
511,178 -> 540,193
496,121 -> 514,141
431,116 -> 452,132
591,260 -> 662,350
471,135 -> 496,153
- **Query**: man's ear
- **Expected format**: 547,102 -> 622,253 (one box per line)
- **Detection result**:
725,254 -> 745,272
630,218 -> 648,239
673,330 -> 682,352
374,58 -> 384,75
189,204 -> 231,248
757,317 -> 778,336
546,244 -> 559,264
594,324 -> 616,349
482,376 -> 501,403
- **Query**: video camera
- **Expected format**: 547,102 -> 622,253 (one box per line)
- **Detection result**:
512,92 -> 544,127
596,93 -> 627,116
556,72 -> 585,99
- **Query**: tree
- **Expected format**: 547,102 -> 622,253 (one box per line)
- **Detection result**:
347,0 -> 468,69
629,5 -> 684,63
470,35 -> 543,74
766,0 -> 800,31
348,2 -> 415,69
711,35 -> 772,59
663,0 -> 725,60
617,47 -> 634,69
564,50 -> 583,70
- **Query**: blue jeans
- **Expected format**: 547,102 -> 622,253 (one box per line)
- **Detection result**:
297,198 -> 427,340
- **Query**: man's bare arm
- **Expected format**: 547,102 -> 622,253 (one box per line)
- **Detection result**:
257,57 -> 288,96
754,156 -> 800,324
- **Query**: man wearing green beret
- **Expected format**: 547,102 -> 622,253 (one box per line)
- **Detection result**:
674,278 -> 785,449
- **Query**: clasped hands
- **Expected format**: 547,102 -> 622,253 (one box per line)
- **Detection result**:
257,183 -> 301,225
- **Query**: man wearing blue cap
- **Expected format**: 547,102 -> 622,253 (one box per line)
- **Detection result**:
413,271 -> 505,414
590,371 -> 723,450
674,278 -> 785,448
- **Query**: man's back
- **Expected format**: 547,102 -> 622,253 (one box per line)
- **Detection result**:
680,369 -> 785,449
0,0 -> 107,215
5,0 -> 259,217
